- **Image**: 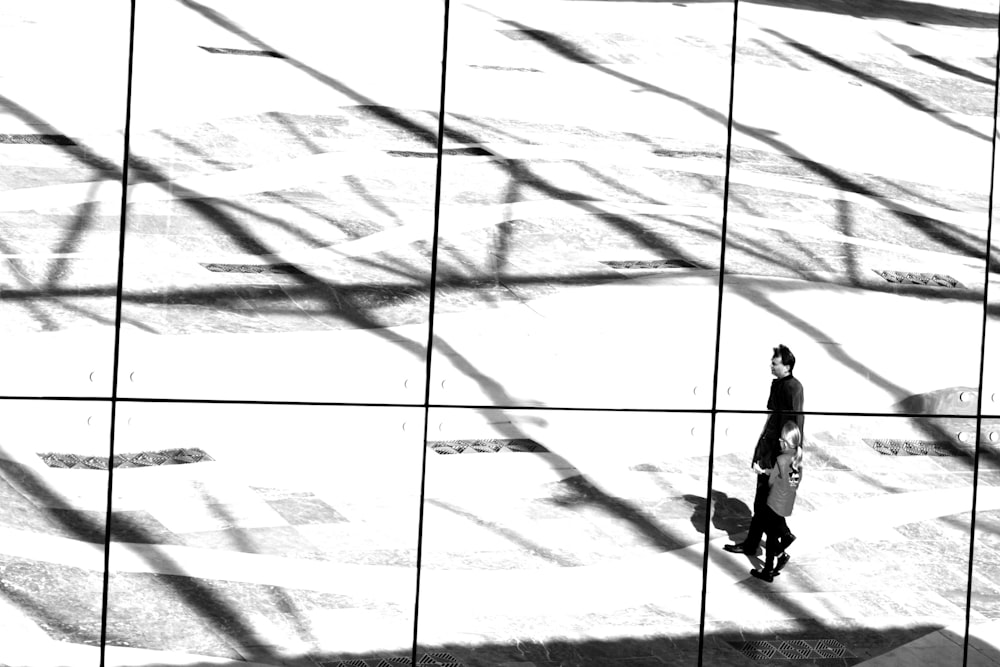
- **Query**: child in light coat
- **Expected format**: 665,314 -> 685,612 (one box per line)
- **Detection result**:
750,420 -> 803,582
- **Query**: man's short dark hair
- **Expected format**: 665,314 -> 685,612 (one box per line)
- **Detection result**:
773,344 -> 795,372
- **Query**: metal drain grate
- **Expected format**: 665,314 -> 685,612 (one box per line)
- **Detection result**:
202,263 -> 307,275
602,258 -> 699,270
732,639 -> 854,660
863,438 -> 965,457
872,269 -> 962,288
653,147 -> 725,159
469,64 -> 541,72
419,654 -> 463,666
319,656 -> 462,667
39,448 -> 214,470
387,147 -> 493,158
0,133 -> 76,145
502,29 -> 548,40
199,46 -> 286,58
428,438 -> 547,455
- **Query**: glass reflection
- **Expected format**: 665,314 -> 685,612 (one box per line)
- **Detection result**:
104,403 -> 423,665
428,0 -> 732,409
0,4 -> 129,396
704,413 -> 975,664
0,400 -> 111,666
717,3 -> 995,415
117,0 -> 444,403
417,408 -> 710,666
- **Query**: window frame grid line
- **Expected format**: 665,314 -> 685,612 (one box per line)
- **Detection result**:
412,1 -> 452,664
99,1 -> 138,664
697,0 -> 741,664
0,392 -> 990,421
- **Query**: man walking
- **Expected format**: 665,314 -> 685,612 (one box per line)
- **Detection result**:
723,344 -> 804,561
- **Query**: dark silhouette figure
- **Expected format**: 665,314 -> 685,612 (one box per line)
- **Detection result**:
724,345 -> 804,557
685,491 -> 753,542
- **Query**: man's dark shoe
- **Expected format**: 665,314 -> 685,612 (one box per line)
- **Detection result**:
775,552 -> 791,573
750,568 -> 774,582
723,542 -> 748,554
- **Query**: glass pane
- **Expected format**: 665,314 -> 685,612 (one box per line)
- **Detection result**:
717,4 -> 995,415
428,0 -> 733,410
704,413 -> 975,665
104,403 -> 423,665
117,0 -> 444,402
970,418 -> 1000,664
0,3 -> 128,396
0,400 -> 110,667
417,408 -> 711,666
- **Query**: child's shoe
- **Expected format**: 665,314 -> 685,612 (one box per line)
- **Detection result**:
775,552 -> 791,573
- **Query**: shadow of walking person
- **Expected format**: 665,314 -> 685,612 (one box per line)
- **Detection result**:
683,490 -> 752,542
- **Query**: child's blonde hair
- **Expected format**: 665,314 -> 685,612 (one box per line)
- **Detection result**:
780,421 -> 804,471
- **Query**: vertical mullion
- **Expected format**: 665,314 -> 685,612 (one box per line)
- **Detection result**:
412,0 -> 452,664
962,15 -> 1000,667
98,1 -> 138,665
697,1 -> 741,665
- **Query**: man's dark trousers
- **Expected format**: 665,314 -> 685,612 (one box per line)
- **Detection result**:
742,473 -> 770,551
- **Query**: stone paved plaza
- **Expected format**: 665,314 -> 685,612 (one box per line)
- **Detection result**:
0,0 -> 998,665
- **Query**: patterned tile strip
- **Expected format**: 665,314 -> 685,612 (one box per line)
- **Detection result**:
202,262 -> 307,275
872,269 -> 961,287
469,64 -> 542,72
427,439 -> 547,455
38,448 -> 214,470
0,133 -> 76,145
387,147 -> 493,158
602,258 -> 700,270
199,46 -> 286,58
862,438 -> 965,457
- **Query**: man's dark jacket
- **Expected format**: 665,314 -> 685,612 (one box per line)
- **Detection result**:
752,374 -> 804,469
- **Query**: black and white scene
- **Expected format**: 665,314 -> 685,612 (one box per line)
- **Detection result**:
0,0 -> 998,665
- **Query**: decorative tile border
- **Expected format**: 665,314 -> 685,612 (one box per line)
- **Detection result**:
202,262 -> 307,275
0,133 -> 76,145
732,639 -> 855,660
199,46 -> 286,58
469,64 -> 542,72
872,269 -> 961,288
387,147 -> 493,158
602,258 -> 700,270
427,439 -> 547,455
38,448 -> 214,470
